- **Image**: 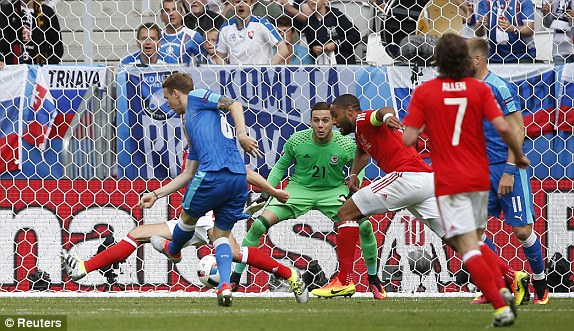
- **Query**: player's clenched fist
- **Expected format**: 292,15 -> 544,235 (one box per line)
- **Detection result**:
347,174 -> 360,192
272,188 -> 290,203
138,191 -> 158,209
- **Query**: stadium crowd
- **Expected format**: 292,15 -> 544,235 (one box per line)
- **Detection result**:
2,0 -> 574,67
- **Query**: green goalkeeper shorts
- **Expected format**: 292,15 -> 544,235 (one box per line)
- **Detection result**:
266,184 -> 349,222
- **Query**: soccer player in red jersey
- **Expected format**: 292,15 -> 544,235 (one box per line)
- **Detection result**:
318,94 -> 450,298
403,33 -> 530,327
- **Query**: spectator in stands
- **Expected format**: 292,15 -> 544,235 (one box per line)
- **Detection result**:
119,23 -> 179,66
184,0 -> 225,36
160,0 -> 204,66
274,16 -> 313,65
474,0 -> 536,63
199,28 -> 221,64
223,0 -> 283,25
215,0 -> 289,65
0,0 -> 63,65
542,0 -> 574,64
302,0 -> 361,64
276,0 -> 313,22
207,0 -> 226,14
459,0 -> 480,38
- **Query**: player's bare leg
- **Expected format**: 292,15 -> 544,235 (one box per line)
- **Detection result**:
151,211 -> 198,263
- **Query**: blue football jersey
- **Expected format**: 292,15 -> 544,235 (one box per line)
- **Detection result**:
184,89 -> 246,174
160,27 -> 204,66
482,72 -> 523,164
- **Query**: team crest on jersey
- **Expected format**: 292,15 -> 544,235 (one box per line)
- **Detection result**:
248,30 -> 254,39
230,34 -> 237,42
330,155 -> 339,165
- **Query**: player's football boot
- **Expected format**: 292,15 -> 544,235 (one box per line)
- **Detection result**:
512,271 -> 531,305
367,274 -> 388,300
492,306 -> 515,328
287,267 -> 309,304
311,277 -> 356,298
217,283 -> 233,307
501,288 -> 518,318
230,271 -> 242,292
470,294 -> 489,304
243,192 -> 270,215
533,288 -> 549,305
150,236 -> 182,263
61,250 -> 87,281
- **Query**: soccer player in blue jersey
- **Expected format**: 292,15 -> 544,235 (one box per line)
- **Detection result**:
146,72 -> 261,306
467,37 -> 549,305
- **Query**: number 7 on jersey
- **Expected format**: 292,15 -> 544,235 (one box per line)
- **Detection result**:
444,97 -> 468,146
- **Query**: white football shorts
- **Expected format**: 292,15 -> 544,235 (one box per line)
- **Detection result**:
352,171 -> 445,238
437,191 -> 488,239
166,211 -> 214,247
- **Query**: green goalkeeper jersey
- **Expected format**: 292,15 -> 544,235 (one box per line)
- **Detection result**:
267,129 -> 357,190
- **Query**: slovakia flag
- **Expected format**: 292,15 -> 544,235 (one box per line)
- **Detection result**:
22,66 -> 57,150
0,65 -> 28,172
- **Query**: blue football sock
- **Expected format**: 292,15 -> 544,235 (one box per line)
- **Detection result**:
214,237 -> 233,289
481,233 -> 498,254
521,232 -> 545,275
168,219 -> 195,255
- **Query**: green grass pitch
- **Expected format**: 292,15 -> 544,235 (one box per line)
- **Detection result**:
1,297 -> 573,331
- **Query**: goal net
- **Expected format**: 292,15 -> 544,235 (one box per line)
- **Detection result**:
0,0 -> 572,296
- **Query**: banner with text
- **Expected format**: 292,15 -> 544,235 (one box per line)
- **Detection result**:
0,65 -> 107,178
116,66 -> 393,179
0,179 -> 572,293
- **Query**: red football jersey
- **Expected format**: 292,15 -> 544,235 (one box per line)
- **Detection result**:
404,77 -> 503,196
355,109 -> 432,173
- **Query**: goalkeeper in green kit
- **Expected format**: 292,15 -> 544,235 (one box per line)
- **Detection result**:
231,102 -> 386,300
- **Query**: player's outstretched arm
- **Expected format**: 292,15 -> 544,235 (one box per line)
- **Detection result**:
246,168 -> 290,203
138,159 -> 197,209
491,116 -> 530,169
266,138 -> 295,188
218,96 -> 262,158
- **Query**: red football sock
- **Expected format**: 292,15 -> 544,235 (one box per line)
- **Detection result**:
244,247 -> 291,280
336,221 -> 360,286
479,244 -> 507,290
84,234 -> 140,273
465,254 -> 507,310
497,257 -> 515,288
